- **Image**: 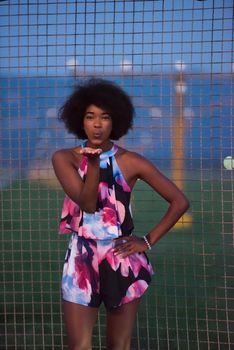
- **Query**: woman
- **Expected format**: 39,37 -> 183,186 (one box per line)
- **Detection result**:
52,79 -> 189,350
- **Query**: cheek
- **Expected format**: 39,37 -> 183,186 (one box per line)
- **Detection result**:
83,120 -> 89,131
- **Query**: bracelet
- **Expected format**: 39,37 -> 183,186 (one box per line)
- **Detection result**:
143,236 -> 152,250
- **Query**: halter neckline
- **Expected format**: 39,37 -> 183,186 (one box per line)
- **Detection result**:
100,143 -> 118,159
82,141 -> 118,159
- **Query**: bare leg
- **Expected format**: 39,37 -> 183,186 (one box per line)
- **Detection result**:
63,300 -> 99,350
106,298 -> 141,350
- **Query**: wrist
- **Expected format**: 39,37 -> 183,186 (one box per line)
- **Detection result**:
142,235 -> 152,250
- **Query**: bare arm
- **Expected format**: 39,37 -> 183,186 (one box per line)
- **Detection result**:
113,152 -> 189,256
52,147 -> 102,213
137,157 -> 189,247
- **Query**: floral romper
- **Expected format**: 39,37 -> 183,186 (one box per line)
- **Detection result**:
59,143 -> 154,309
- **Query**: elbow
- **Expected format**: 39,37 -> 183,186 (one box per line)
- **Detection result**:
82,207 -> 96,214
78,189 -> 98,213
87,210 -> 96,214
171,193 -> 190,215
79,201 -> 96,214
178,195 -> 190,213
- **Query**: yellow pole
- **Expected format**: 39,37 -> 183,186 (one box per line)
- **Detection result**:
172,72 -> 184,191
172,70 -> 192,228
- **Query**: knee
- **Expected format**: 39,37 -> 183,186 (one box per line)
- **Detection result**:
107,338 -> 130,350
69,346 -> 91,350
68,340 -> 91,350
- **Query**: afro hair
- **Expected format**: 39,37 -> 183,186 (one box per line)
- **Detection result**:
59,78 -> 134,140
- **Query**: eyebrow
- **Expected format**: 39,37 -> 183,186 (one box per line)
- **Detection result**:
85,111 -> 110,115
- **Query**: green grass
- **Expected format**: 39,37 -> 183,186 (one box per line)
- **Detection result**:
0,178 -> 233,349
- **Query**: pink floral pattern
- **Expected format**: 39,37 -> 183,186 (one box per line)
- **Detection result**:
61,143 -> 154,308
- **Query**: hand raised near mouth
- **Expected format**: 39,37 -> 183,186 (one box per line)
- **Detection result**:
79,147 -> 102,157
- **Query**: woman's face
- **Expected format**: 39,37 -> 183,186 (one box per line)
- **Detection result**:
83,104 -> 113,149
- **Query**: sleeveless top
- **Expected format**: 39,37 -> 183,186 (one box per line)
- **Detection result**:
58,143 -> 134,240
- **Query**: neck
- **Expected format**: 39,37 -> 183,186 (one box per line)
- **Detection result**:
86,140 -> 113,152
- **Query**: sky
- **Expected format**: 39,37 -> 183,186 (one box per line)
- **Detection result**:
0,0 -> 233,75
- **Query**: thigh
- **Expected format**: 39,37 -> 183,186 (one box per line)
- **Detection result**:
106,298 -> 141,350
63,300 -> 99,350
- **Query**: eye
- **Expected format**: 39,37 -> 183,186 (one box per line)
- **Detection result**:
84,113 -> 94,119
102,113 -> 111,120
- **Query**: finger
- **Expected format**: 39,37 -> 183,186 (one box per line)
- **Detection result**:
112,243 -> 129,255
120,248 -> 135,258
113,245 -> 126,255
112,238 -> 128,247
114,242 -> 136,256
91,148 -> 102,154
80,147 -> 102,155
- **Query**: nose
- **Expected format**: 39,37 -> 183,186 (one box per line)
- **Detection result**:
94,116 -> 101,127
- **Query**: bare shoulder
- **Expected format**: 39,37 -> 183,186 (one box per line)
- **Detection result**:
116,145 -> 189,208
52,146 -> 82,168
116,146 -> 154,178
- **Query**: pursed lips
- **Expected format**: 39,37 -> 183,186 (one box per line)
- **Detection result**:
93,131 -> 102,137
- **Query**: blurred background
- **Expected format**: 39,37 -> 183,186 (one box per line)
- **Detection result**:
0,0 -> 233,349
